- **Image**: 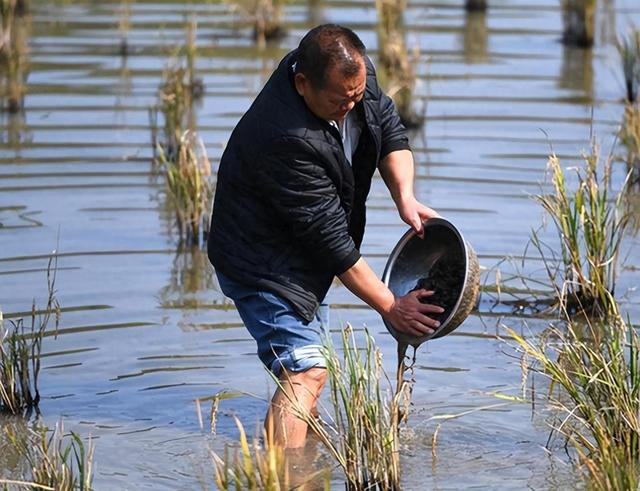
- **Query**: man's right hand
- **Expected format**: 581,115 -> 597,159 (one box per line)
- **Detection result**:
383,289 -> 444,338
338,258 -> 445,338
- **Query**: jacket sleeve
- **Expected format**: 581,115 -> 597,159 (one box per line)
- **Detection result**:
255,136 -> 361,275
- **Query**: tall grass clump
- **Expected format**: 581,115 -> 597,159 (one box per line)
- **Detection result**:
508,315 -> 640,489
156,130 -> 212,245
150,22 -> 211,246
375,0 -> 422,128
530,148 -> 630,319
212,417 -> 292,490
2,420 -> 95,490
561,0 -> 596,48
225,0 -> 285,49
0,256 -> 60,415
284,326 -> 408,490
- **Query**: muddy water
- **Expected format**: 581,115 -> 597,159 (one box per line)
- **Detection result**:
1,0 -> 640,489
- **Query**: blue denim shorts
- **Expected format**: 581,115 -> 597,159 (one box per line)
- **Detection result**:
216,271 -> 330,376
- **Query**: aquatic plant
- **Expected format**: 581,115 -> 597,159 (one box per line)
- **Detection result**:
617,28 -> 640,103
2,420 -> 95,490
283,325 -> 408,490
155,130 -> 212,246
151,22 -> 211,246
225,0 -> 286,49
465,0 -> 486,11
620,102 -> 640,186
530,147 -> 630,319
0,255 -> 60,415
150,21 -> 202,163
151,66 -> 194,164
0,0 -> 15,54
212,417 -> 293,490
561,0 -> 595,48
509,315 -> 640,489
375,0 -> 423,127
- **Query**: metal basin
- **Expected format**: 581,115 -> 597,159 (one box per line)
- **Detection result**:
381,218 -> 480,347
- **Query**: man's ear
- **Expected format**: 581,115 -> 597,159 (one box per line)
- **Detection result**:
294,72 -> 307,97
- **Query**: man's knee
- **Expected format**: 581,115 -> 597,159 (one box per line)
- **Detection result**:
281,367 -> 327,392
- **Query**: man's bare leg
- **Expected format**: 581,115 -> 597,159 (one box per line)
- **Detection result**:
266,367 -> 327,448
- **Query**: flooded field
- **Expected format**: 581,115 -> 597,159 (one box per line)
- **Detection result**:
1,0 -> 640,489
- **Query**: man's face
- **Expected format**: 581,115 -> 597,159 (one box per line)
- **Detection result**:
295,59 -> 366,122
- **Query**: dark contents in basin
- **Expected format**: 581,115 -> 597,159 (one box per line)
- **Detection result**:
411,256 -> 465,325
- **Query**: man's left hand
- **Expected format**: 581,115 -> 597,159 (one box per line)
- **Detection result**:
398,196 -> 440,237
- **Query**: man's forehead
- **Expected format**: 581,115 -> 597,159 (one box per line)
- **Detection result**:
325,61 -> 366,95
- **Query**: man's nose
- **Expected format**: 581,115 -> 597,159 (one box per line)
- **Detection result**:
340,100 -> 355,112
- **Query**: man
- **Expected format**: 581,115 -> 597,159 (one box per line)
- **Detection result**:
208,24 -> 442,448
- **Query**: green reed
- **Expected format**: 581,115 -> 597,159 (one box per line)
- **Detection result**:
618,28 -> 640,103
0,255 -> 59,415
375,0 -> 422,128
151,21 -> 212,246
283,326 -> 407,490
509,314 -> 640,490
212,417 -> 295,490
561,0 -> 596,48
530,148 -> 629,318
2,420 -> 94,491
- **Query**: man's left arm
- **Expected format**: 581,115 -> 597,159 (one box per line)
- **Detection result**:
379,149 -> 439,236
373,73 -> 439,234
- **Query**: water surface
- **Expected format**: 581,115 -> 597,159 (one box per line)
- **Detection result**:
1,0 -> 640,489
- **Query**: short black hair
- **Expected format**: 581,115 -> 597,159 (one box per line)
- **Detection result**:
296,24 -> 366,90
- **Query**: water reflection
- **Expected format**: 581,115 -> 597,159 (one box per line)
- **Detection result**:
158,246 -> 216,310
462,10 -> 488,64
558,45 -> 593,102
0,7 -> 31,148
598,0 -> 617,47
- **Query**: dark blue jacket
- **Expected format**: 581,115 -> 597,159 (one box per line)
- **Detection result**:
208,49 -> 410,321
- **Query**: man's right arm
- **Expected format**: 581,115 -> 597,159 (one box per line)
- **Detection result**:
338,257 -> 443,337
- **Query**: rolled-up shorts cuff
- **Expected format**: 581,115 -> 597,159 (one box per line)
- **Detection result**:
270,344 -> 327,377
